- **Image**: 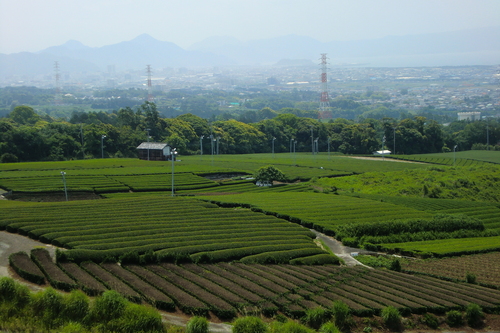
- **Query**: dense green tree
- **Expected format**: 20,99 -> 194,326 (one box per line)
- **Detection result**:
213,119 -> 266,154
9,105 -> 41,125
254,165 -> 287,184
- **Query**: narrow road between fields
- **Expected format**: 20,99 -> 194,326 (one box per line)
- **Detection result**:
311,230 -> 373,268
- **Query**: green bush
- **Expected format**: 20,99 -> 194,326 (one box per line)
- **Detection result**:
381,306 -> 401,330
341,237 -> 359,248
59,322 -> 87,333
119,251 -> 141,265
62,290 -> 89,323
465,303 -> 484,328
318,322 -> 341,333
0,277 -> 31,319
110,303 -> 164,333
233,316 -> 268,333
0,276 -> 17,303
331,300 -> 353,330
32,287 -> 65,329
422,313 -> 439,329
390,258 -> 401,272
269,321 -> 314,333
301,307 -> 331,329
446,310 -> 463,327
186,316 -> 209,333
465,272 -> 477,284
88,290 -> 127,324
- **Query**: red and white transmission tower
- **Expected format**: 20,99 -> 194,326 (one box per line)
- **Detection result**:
54,61 -> 62,106
146,65 -> 154,102
318,53 -> 332,119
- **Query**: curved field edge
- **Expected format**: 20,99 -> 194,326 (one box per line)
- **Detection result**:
200,192 -> 500,256
0,195 -> 337,264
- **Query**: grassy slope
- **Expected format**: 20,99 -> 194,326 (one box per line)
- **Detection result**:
314,164 -> 500,202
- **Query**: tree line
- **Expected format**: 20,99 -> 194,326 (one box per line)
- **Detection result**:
0,102 -> 498,163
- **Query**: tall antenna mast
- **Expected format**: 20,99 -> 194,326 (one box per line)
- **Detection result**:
146,65 -> 154,102
54,61 -> 62,105
318,53 -> 332,119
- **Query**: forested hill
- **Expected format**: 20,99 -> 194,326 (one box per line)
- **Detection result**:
0,102 -> 498,163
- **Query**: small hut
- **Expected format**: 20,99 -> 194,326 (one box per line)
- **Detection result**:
136,142 -> 173,161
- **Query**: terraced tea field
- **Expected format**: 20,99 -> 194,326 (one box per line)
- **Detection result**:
12,250 -> 500,320
2,152 -> 500,326
0,195 -> 328,264
203,192 -> 434,235
402,251 -> 500,288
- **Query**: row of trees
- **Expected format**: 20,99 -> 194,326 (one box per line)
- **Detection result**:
1,103 -> 498,163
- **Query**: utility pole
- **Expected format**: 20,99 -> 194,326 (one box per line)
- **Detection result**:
310,126 -> 314,155
146,128 -> 151,161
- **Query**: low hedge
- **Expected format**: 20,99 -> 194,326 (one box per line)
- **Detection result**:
289,253 -> 342,265
30,248 -> 77,291
239,248 -> 327,264
9,251 -> 45,285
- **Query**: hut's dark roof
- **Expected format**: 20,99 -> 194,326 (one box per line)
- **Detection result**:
136,142 -> 169,150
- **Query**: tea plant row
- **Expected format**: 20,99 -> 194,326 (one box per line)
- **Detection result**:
10,249 -> 500,321
401,251 -> 500,289
0,195 -> 330,264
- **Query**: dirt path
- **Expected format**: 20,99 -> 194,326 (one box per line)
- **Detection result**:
0,231 -> 57,278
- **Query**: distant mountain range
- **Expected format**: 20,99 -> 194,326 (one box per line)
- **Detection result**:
1,27 -> 499,77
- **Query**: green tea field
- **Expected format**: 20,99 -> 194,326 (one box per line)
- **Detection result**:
1,151 -> 500,324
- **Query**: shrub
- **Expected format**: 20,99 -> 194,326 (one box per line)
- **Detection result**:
274,314 -> 288,323
0,277 -> 31,318
33,287 -> 65,329
446,310 -> 463,327
186,316 -> 209,333
233,316 -> 268,333
0,276 -> 17,303
0,153 -> 18,163
62,289 -> 89,323
381,306 -> 401,330
390,258 -> 401,272
422,313 -> 439,329
141,249 -> 159,264
301,307 -> 331,329
119,251 -> 141,265
319,322 -> 341,333
110,303 -> 164,333
269,321 -> 314,333
465,303 -> 484,328
341,237 -> 359,248
331,300 -> 353,330
465,272 -> 477,284
59,322 -> 87,333
88,290 -> 127,324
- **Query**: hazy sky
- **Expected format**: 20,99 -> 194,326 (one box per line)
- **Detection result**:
1,0 -> 499,54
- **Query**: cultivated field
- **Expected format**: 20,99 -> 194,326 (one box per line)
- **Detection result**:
10,249 -> 500,320
1,151 -> 500,325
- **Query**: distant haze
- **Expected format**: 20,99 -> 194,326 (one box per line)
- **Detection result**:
1,0 -> 500,54
1,26 -> 499,78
